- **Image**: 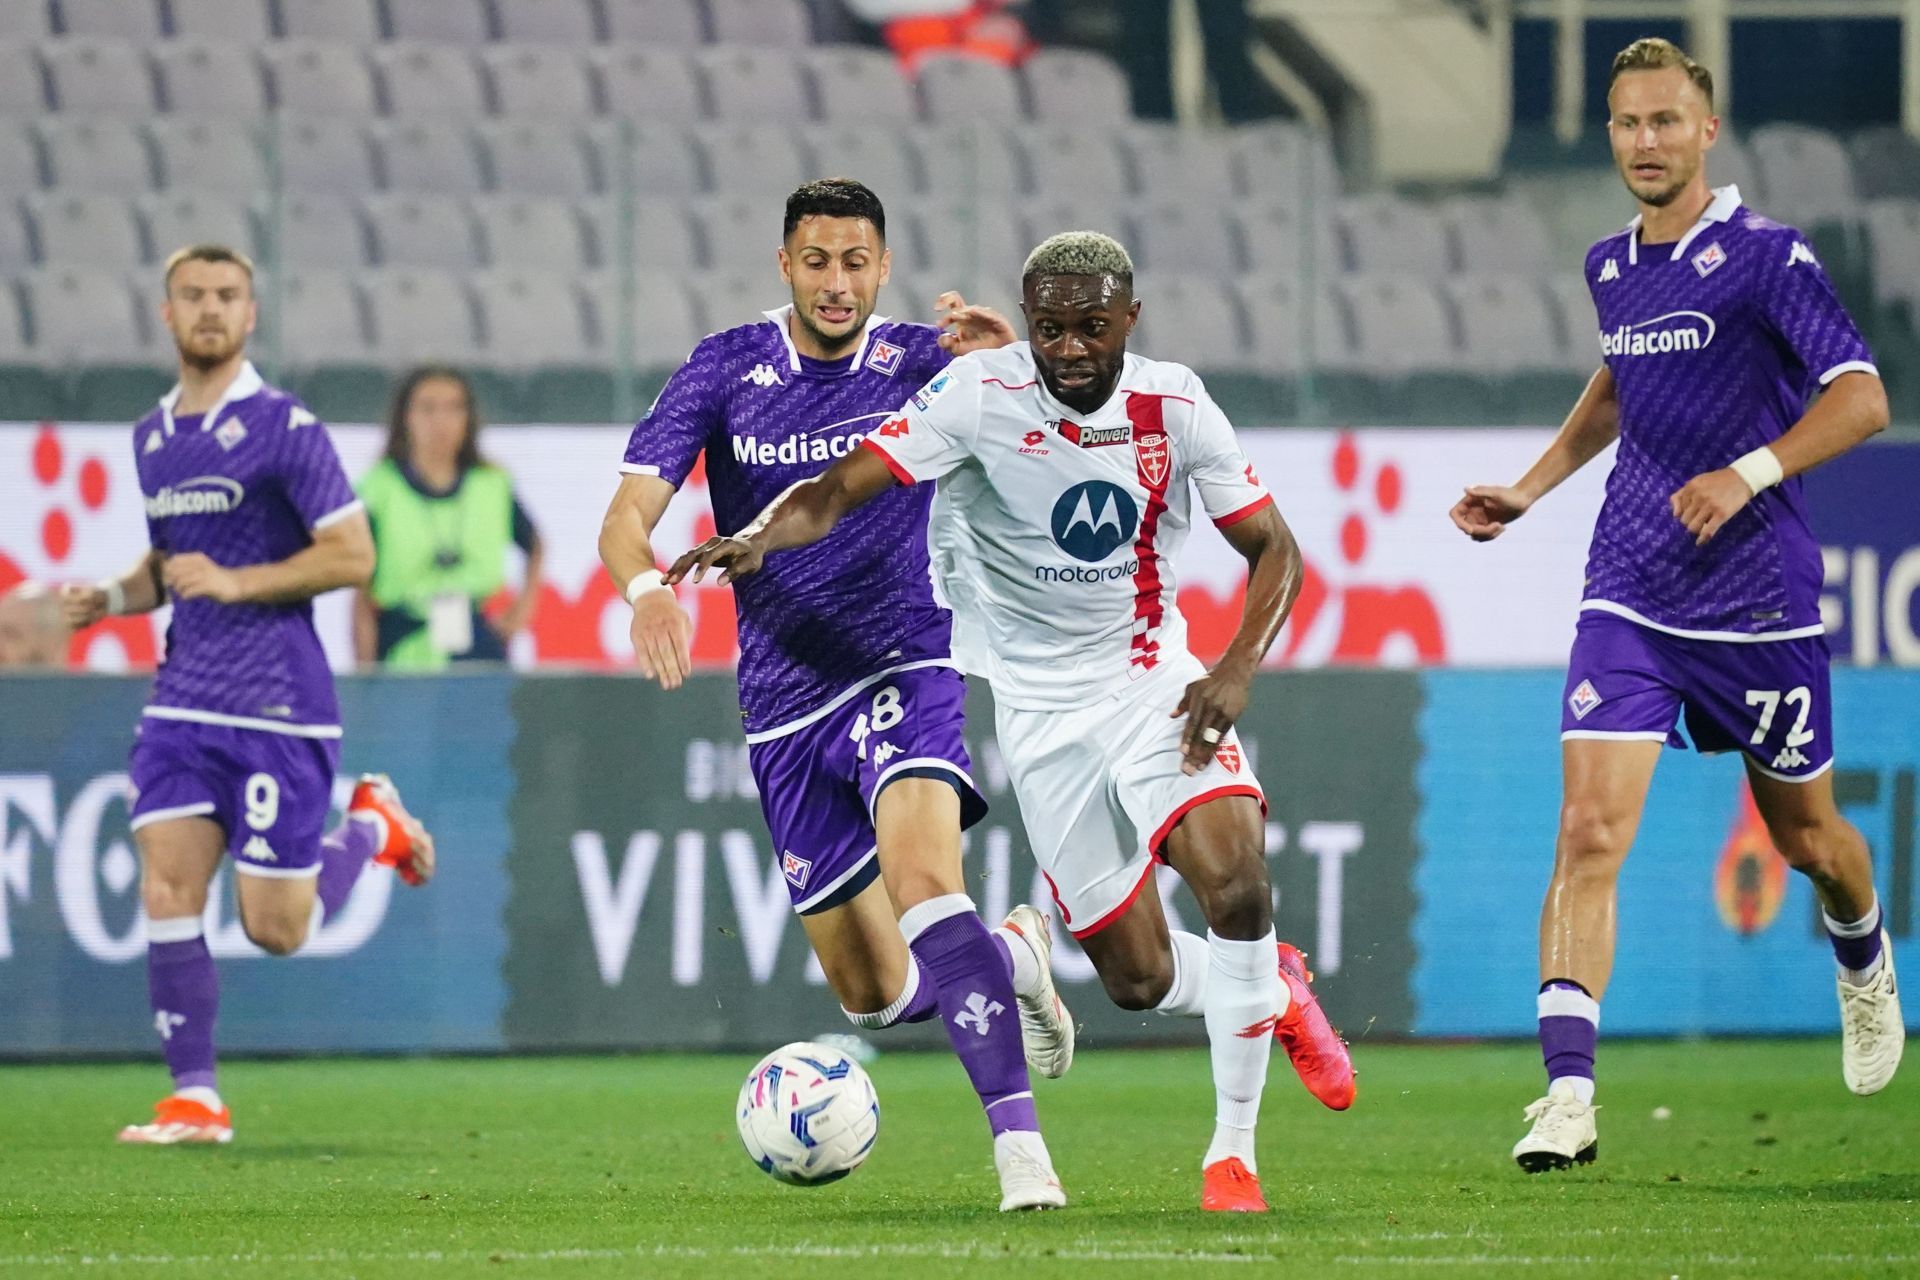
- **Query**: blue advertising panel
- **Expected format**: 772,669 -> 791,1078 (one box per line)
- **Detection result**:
1805,439 -> 1920,666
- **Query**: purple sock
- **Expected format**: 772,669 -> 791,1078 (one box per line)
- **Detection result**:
1538,979 -> 1598,1092
147,917 -> 218,1092
1825,899 -> 1885,973
904,895 -> 1039,1138
317,815 -> 382,921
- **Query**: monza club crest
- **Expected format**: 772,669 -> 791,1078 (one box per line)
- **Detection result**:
1134,430 -> 1170,488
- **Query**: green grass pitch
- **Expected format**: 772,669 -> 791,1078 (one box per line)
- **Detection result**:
3,1041 -> 1916,1278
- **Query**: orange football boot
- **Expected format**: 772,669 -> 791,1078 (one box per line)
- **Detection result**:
1201,1157 -> 1268,1212
1275,942 -> 1356,1110
117,1095 -> 232,1145
349,773 -> 434,886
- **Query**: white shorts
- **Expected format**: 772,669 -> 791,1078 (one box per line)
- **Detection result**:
994,655 -> 1266,940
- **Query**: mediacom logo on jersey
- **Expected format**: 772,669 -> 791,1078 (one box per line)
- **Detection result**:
729,432 -> 869,466
144,476 -> 244,518
1598,310 -> 1716,358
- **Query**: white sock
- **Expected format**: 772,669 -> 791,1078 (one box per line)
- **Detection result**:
1200,929 -> 1278,1173
843,957 -> 927,1030
174,1085 -> 223,1111
994,925 -> 1041,999
1153,930 -> 1210,1018
1549,1075 -> 1596,1105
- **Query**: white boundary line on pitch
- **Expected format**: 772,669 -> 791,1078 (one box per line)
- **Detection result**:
0,1245 -> 1263,1268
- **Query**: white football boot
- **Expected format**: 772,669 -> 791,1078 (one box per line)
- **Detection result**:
995,1129 -> 1067,1211
1002,905 -> 1074,1080
1840,931 -> 1904,1096
1512,1079 -> 1598,1173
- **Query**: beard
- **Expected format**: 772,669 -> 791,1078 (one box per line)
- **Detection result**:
175,327 -> 244,371
791,302 -> 866,358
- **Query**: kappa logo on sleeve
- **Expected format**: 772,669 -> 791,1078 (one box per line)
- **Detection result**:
1786,241 -> 1819,268
1597,259 -> 1620,283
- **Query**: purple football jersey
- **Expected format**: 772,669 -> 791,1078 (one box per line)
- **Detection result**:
621,308 -> 954,733
1581,185 -> 1875,638
135,362 -> 361,735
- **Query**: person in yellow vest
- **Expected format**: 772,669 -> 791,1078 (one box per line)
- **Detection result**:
352,367 -> 543,668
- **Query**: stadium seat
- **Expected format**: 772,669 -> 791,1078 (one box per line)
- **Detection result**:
168,0 -> 272,42
483,45 -> 595,120
907,125 -> 1023,199
582,272 -> 704,366
578,197 -> 703,272
1333,275 -> 1457,372
0,41 -> 43,113
1443,274 -> 1567,373
1849,127 -> 1920,200
363,268 -> 480,364
1337,194 -> 1453,276
690,124 -> 814,199
690,196 -> 787,276
1444,195 -> 1554,277
369,119 -> 486,195
271,117 -> 381,196
0,117 -> 45,195
138,194 -> 254,264
915,52 -> 1024,123
151,41 -> 268,115
603,0 -> 706,47
1022,48 -> 1131,123
805,125 -> 921,199
40,38 -> 155,113
0,201 -> 30,271
37,117 -> 154,193
1234,202 -> 1339,280
1121,124 -> 1237,199
699,46 -> 813,123
470,270 -> 594,368
1543,275 -> 1602,367
584,120 -> 704,199
363,194 -> 480,269
1864,200 -> 1920,309
1236,274 -> 1345,373
385,0 -> 493,46
477,120 -> 600,197
270,268 -> 373,364
0,4 -> 53,38
264,41 -> 382,116
0,280 -> 31,356
150,118 -> 266,194
495,0 -> 600,46
1129,204 -> 1241,274
22,267 -> 143,362
904,200 -> 1027,284
1703,131 -> 1764,206
1020,197 -> 1128,258
278,0 -> 380,43
1020,126 -> 1128,198
56,0 -> 163,40
1749,124 -> 1859,227
709,0 -> 812,48
471,196 -> 590,272
686,268 -> 786,335
1130,274 -> 1246,371
1231,123 -> 1342,207
592,45 -> 707,122
258,194 -> 370,267
374,44 -> 488,118
805,48 -> 916,125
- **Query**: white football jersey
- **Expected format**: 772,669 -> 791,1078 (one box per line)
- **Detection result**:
865,345 -> 1272,711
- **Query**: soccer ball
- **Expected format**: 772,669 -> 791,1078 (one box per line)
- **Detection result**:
736,1041 -> 880,1186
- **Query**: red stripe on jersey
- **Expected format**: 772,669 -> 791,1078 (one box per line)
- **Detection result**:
859,437 -> 917,487
1125,393 -> 1173,673
1212,493 -> 1274,529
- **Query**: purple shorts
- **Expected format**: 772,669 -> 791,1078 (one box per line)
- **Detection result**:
746,665 -> 987,914
1561,610 -> 1834,782
128,717 -> 341,876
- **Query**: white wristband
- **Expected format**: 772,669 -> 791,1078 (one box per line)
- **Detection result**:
98,579 -> 126,617
624,569 -> 671,605
1729,446 -> 1785,495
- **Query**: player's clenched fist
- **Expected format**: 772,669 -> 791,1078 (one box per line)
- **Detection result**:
1669,468 -> 1753,546
59,583 -> 108,630
668,536 -> 764,586
628,587 -> 693,691
162,553 -> 244,603
1450,484 -> 1533,542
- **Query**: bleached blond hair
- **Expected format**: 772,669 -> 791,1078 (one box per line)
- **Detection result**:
1021,231 -> 1134,284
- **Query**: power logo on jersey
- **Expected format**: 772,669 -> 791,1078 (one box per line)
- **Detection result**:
1050,481 -> 1138,562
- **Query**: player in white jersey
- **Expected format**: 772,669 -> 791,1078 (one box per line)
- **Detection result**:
671,232 -> 1355,1213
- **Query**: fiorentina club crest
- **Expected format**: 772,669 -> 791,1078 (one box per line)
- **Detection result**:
1568,679 -> 1602,720
865,338 -> 904,376
1214,742 -> 1242,774
1134,430 -> 1169,488
213,417 -> 248,450
781,850 -> 812,889
1692,241 -> 1727,278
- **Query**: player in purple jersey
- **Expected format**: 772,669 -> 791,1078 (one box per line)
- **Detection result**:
1449,41 -> 1903,1171
60,246 -> 435,1146
597,181 -> 1072,1210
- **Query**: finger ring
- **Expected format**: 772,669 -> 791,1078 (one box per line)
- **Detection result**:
1200,727 -> 1223,744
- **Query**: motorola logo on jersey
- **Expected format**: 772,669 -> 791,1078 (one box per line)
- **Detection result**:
1049,481 -> 1138,562
1598,310 -> 1716,358
144,476 -> 244,518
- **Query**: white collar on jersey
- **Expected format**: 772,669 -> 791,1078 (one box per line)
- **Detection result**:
1625,184 -> 1741,266
764,305 -> 889,373
158,359 -> 264,437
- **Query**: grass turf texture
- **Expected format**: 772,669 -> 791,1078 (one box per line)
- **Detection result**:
2,1041 -> 1915,1278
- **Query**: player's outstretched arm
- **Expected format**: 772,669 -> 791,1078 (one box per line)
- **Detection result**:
934,290 -> 1018,356
1670,370 -> 1889,546
599,473 -> 694,690
61,549 -> 165,630
667,445 -> 899,587
164,510 -> 375,606
1451,366 -> 1620,542
1172,503 -> 1304,775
